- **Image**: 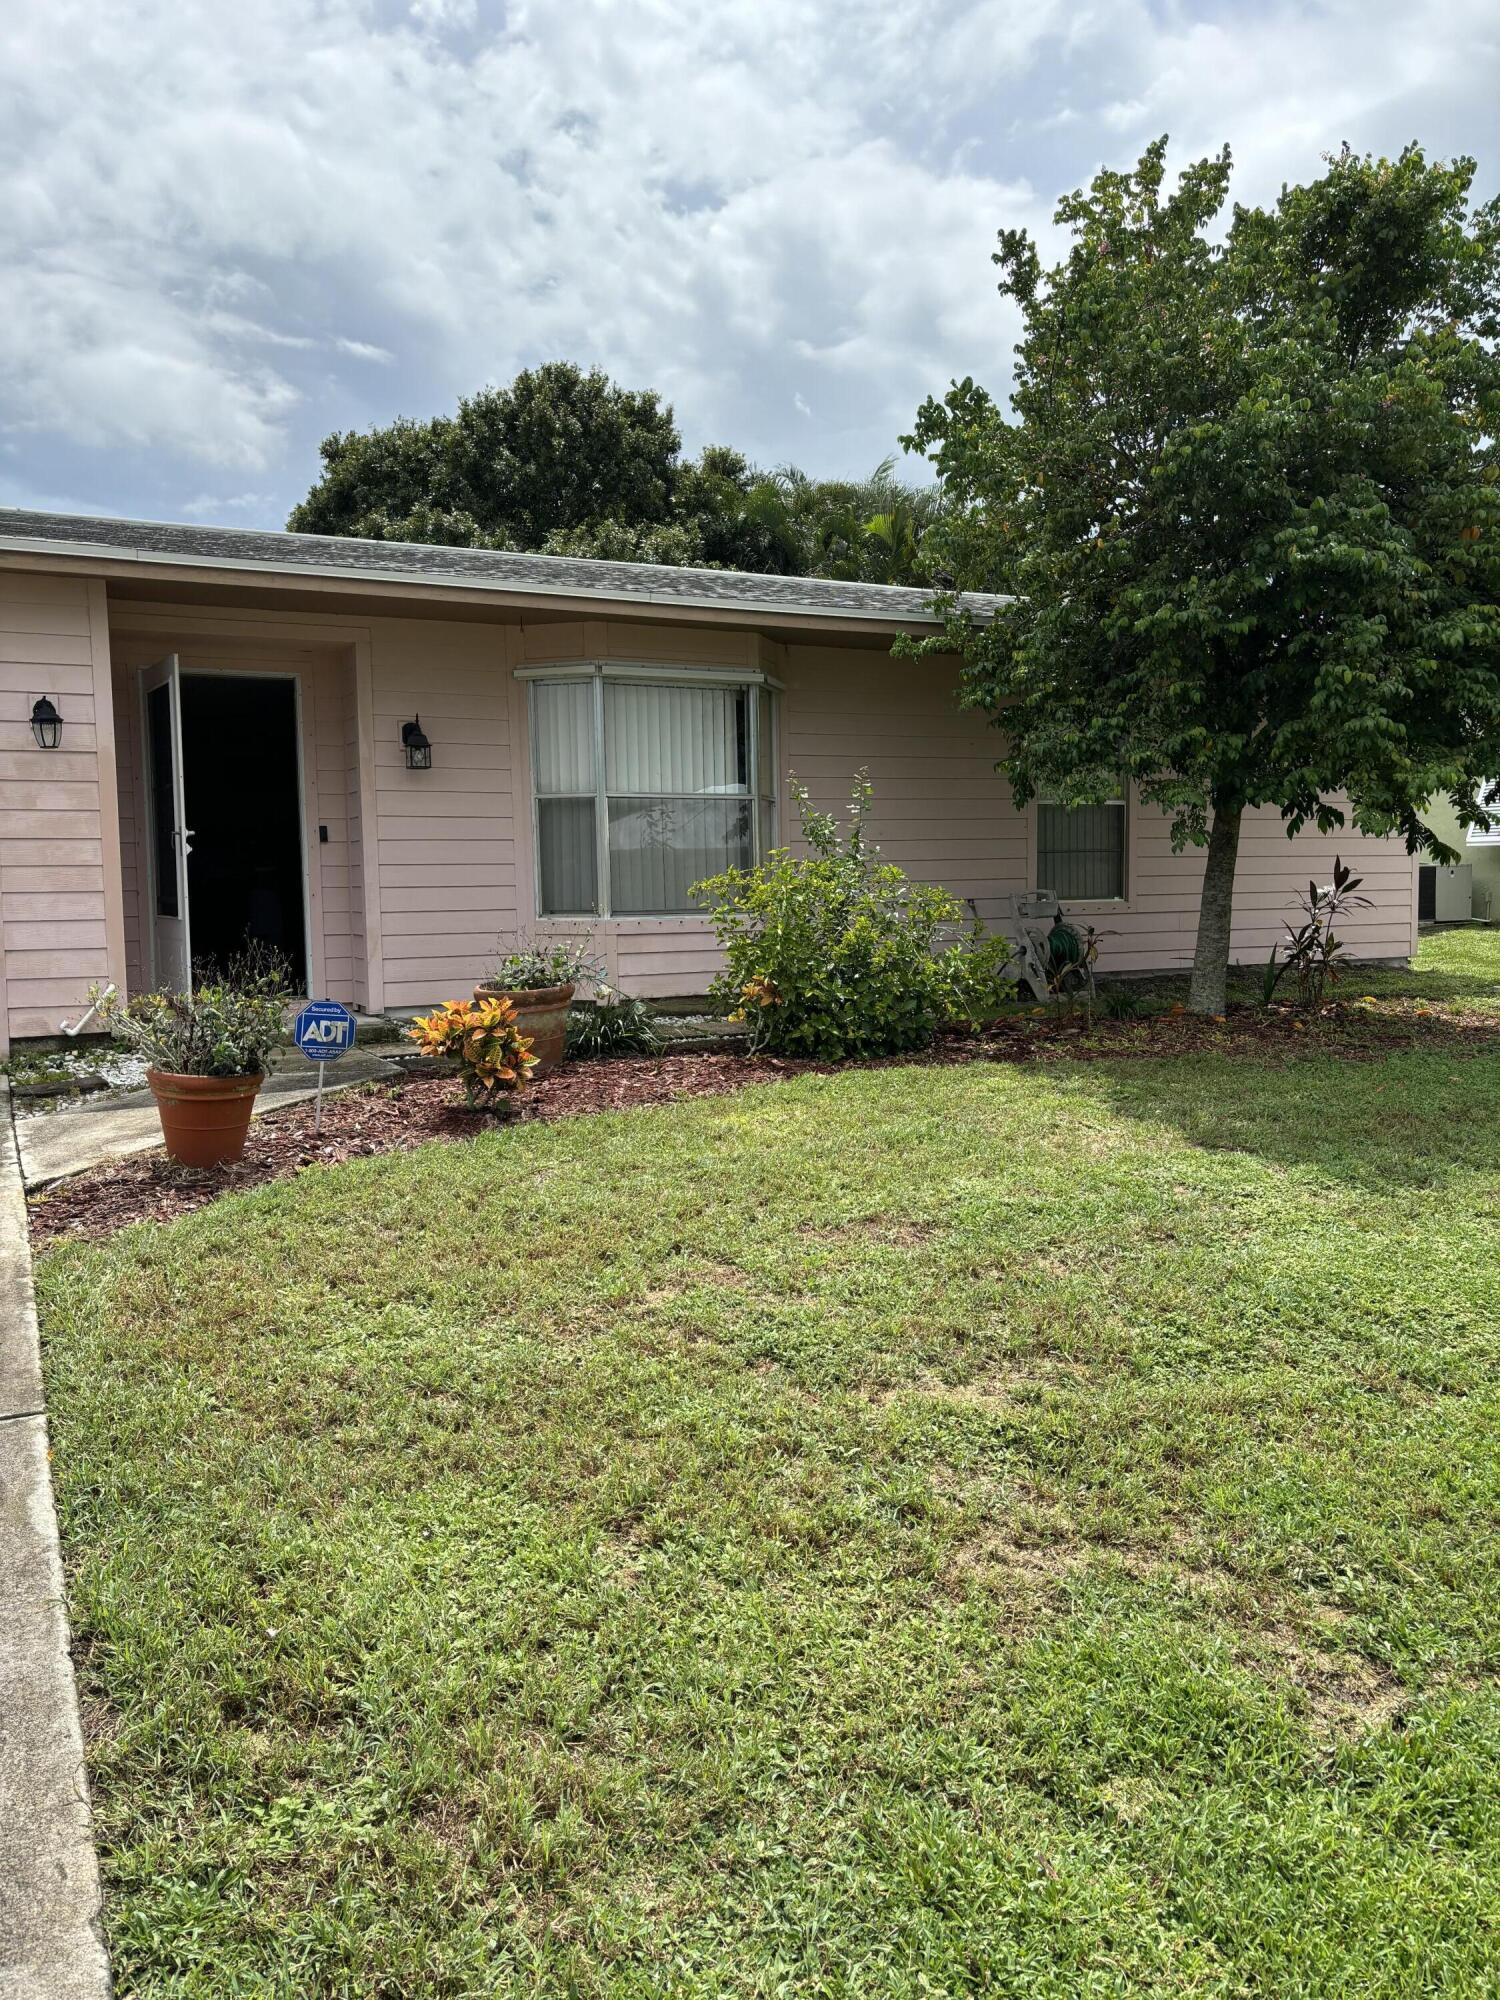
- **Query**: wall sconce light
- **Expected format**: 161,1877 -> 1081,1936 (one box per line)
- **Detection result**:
30,696 -> 63,749
401,716 -> 432,770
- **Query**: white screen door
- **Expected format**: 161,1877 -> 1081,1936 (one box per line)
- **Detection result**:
140,655 -> 192,992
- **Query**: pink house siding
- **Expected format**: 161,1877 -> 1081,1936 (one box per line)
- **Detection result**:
779,639 -> 1413,976
370,616 -> 519,1012
0,530 -> 1419,1039
781,640 -> 1029,924
0,574 -> 126,1049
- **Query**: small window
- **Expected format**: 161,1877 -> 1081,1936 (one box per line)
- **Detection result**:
1036,792 -> 1127,901
531,674 -> 775,917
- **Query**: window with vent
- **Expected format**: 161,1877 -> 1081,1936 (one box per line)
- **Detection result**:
1036,791 -> 1128,901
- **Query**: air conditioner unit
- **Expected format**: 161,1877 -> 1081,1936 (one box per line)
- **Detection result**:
1434,862 -> 1473,923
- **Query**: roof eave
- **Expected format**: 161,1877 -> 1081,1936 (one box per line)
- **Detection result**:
0,531 -> 977,635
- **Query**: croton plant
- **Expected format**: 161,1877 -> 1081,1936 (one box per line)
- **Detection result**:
408,995 -> 538,1110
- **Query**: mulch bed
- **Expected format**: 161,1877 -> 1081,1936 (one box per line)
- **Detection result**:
26,1002 -> 1500,1246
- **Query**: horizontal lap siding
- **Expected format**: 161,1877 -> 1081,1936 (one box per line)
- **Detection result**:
0,575 -> 123,1044
783,643 -> 1025,930
781,642 -> 1415,974
372,620 -> 517,1008
1112,805 -> 1416,971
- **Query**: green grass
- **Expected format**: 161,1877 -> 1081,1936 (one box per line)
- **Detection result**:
1347,925 -> 1500,1009
1128,922 -> 1500,1016
36,943 -> 1500,1996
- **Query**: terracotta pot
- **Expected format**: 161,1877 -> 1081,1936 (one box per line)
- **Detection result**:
147,1069 -> 265,1169
472,980 -> 575,1075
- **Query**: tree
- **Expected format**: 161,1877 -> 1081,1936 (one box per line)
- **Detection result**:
290,368 -> 945,582
289,362 -> 679,550
730,459 -> 946,585
906,141 -> 1500,1011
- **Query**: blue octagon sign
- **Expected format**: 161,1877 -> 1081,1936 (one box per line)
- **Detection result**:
294,998 -> 357,1063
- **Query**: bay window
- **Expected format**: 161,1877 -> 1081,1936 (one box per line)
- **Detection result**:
529,669 -> 776,917
1036,789 -> 1128,901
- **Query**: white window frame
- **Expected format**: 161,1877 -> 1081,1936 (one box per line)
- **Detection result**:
1034,786 -> 1131,906
519,662 -> 779,919
1467,781 -> 1500,846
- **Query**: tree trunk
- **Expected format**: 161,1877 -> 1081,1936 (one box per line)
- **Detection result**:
1187,799 -> 1244,1015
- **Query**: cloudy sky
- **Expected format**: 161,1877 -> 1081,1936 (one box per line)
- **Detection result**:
2,0 -> 1497,532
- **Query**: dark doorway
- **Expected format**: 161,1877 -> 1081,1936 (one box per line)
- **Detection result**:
181,674 -> 307,988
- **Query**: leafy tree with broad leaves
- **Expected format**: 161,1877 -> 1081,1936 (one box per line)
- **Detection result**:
289,362 -> 681,552
291,364 -> 943,582
906,140 -> 1500,1012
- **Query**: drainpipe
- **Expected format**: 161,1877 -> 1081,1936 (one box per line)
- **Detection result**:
58,986 -> 115,1037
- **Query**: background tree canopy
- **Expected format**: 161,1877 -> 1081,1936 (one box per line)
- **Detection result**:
288,361 -> 940,584
906,140 -> 1500,1011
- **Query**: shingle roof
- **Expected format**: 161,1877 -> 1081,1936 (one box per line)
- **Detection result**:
0,508 -> 1004,627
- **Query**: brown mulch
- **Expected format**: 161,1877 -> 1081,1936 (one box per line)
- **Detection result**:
26,1002 -> 1500,1246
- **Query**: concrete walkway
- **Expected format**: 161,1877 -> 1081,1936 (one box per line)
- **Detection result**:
16,1054 -> 401,1190
0,1078 -> 113,1997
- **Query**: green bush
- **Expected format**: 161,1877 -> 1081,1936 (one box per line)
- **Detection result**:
694,773 -> 996,1059
566,990 -> 661,1059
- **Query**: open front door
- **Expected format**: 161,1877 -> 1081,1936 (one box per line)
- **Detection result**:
140,655 -> 192,992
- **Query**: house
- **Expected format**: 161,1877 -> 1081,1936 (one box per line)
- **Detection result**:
0,508 -> 1418,1052
1420,791 -> 1500,925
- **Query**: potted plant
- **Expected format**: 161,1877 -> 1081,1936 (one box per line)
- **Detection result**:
474,933 -> 601,1074
92,954 -> 292,1169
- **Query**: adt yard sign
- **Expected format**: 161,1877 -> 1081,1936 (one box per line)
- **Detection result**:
295,998 -> 357,1061
294,998 -> 357,1135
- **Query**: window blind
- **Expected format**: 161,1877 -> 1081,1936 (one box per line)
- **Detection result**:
1037,800 -> 1126,900
532,676 -> 767,916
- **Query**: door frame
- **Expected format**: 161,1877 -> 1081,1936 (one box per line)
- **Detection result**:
141,664 -> 317,998
138,655 -> 190,994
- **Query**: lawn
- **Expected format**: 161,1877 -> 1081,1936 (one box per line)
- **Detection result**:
36,937 -> 1500,1996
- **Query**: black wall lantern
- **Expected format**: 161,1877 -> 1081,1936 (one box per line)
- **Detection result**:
30,696 -> 63,749
401,715 -> 432,770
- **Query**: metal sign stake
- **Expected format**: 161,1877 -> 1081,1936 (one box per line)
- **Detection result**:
292,997 -> 357,1142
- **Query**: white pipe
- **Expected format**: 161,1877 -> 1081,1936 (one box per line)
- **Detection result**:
59,985 -> 114,1037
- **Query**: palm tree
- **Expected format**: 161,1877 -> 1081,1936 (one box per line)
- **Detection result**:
741,459 -> 944,586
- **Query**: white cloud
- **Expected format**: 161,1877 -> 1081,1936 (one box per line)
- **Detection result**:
178,491 -> 278,518
0,0 -> 1495,522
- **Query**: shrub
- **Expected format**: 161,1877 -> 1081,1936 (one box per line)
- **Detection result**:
92,950 -> 292,1077
693,772 -> 974,1059
941,926 -> 1022,1028
566,989 -> 661,1059
1261,859 -> 1373,1010
487,932 -> 603,992
1099,983 -> 1141,1020
408,995 -> 538,1110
